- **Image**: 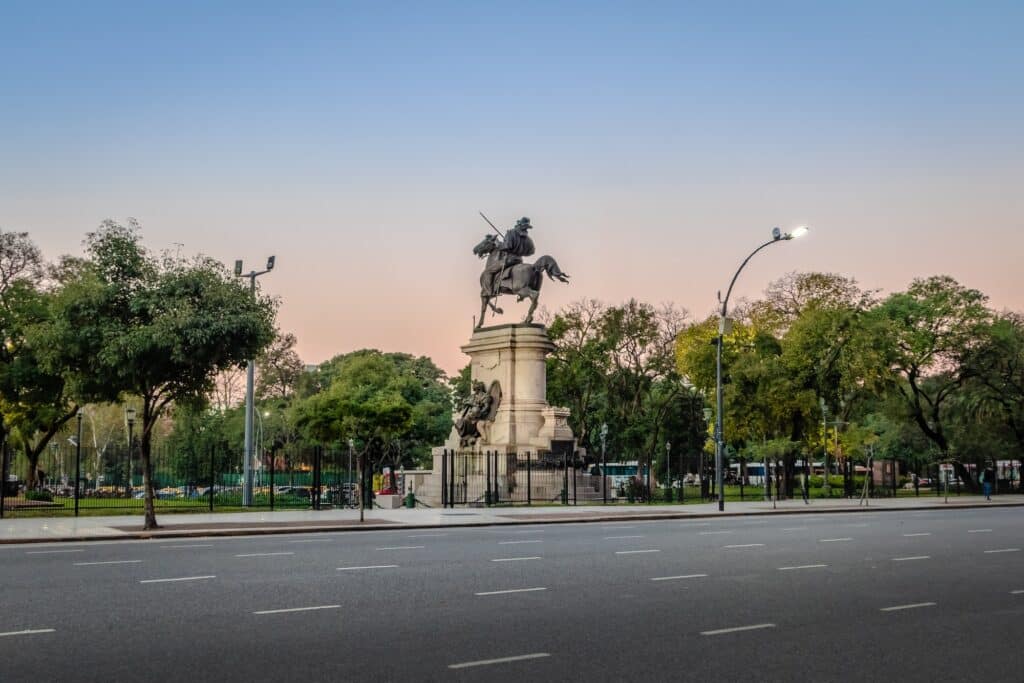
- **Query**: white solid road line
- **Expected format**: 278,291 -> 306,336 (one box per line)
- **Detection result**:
651,574 -> 708,581
892,556 -> 931,562
699,530 -> 734,535
498,540 -> 543,545
491,557 -> 541,562
1011,590 -> 1024,595
723,544 -> 765,549
376,546 -> 425,551
475,587 -> 547,596
74,560 -> 143,566
781,527 -> 808,532
604,535 -> 645,540
235,552 -> 295,557
140,575 -> 216,584
615,549 -> 661,555
778,564 -> 828,571
254,605 -> 341,615
0,629 -> 56,638
449,653 -> 550,669
903,533 -> 932,537
880,602 -> 936,612
337,565 -> 399,571
819,538 -> 853,543
160,544 -> 213,549
984,548 -> 1021,554
968,529 -> 993,533
26,549 -> 83,554
701,623 -> 776,636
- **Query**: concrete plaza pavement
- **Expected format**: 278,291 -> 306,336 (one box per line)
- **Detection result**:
2,493 -> 1021,543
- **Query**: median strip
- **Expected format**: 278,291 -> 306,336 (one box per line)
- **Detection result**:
449,653 -> 550,669
880,602 -> 936,612
140,575 -> 216,584
701,623 -> 776,636
475,587 -> 547,596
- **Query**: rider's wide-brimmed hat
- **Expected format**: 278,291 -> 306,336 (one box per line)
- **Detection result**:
515,217 -> 532,229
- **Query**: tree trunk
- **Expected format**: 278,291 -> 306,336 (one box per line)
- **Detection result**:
141,401 -> 159,530
952,461 -> 978,493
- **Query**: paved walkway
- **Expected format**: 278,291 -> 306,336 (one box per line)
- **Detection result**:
2,495 -> 1021,543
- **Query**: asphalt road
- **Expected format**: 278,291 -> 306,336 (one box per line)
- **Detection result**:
2,507 -> 1022,682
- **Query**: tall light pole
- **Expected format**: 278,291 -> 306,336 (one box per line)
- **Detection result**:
665,440 -> 671,494
125,406 -> 136,498
819,398 -> 830,498
600,423 -> 608,505
74,409 -> 83,516
235,256 -> 275,506
715,226 -> 808,511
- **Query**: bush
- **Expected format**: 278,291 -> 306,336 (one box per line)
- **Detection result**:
25,490 -> 53,502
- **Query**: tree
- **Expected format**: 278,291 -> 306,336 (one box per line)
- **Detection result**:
39,221 -> 276,528
872,276 -> 991,488
256,331 -> 305,401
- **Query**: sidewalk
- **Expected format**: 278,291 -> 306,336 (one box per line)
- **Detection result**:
2,495 -> 1021,544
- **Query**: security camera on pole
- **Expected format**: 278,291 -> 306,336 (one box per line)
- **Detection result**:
235,256 -> 275,507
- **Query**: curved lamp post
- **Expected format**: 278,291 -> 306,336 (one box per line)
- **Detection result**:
715,226 -> 808,511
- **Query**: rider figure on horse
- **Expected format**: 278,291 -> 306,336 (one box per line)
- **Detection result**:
482,217 -> 535,297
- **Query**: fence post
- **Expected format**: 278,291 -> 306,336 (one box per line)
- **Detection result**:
441,449 -> 448,508
0,442 -> 7,519
485,450 -> 492,506
572,453 -> 577,505
526,451 -> 532,505
269,448 -> 275,511
494,451 -> 501,504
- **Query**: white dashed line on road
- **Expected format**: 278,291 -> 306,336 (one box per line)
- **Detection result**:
903,533 -> 932,537
288,538 -> 332,544
778,564 -> 828,571
892,556 -> 931,562
26,549 -> 83,555
968,529 -> 993,533
701,623 -> 776,636
140,575 -> 216,584
0,629 -> 55,638
781,527 -> 808,532
253,605 -> 340,615
160,544 -> 213,549
491,557 -> 542,562
74,560 -> 143,566
651,574 -> 707,581
375,546 -> 425,551
336,565 -> 399,571
819,538 -> 853,543
475,587 -> 547,596
880,602 -> 936,612
498,540 -> 543,545
1011,590 -> 1024,595
984,548 -> 1020,554
449,653 -> 550,669
615,549 -> 661,555
699,531 -> 734,535
604,535 -> 645,540
235,552 -> 295,557
723,544 -> 765,549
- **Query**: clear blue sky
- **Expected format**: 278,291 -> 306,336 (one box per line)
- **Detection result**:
3,1 -> 1022,371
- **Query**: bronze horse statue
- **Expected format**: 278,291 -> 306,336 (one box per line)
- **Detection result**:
473,234 -> 569,328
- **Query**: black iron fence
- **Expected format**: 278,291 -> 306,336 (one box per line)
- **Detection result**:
0,442 -> 361,518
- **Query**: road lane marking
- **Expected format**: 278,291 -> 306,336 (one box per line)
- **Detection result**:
0,629 -> 55,638
723,544 -> 765,549
819,538 -> 853,543
449,653 -> 550,669
475,587 -> 547,596
615,549 -> 661,555
903,533 -> 932,537
408,534 -> 447,538
984,548 -> 1021,554
26,549 -> 83,555
601,524 -> 637,528
491,557 -> 541,562
604,535 -> 645,540
968,529 -> 993,533
1011,590 -> 1024,595
651,574 -> 708,581
699,531 -> 733,535
254,605 -> 340,615
375,546 -> 425,551
74,560 -> 143,566
140,575 -> 216,584
892,556 -> 931,562
337,565 -> 399,571
880,602 -> 936,612
498,540 -> 543,545
701,623 -> 776,636
160,544 -> 213,549
782,527 -> 808,532
235,552 -> 295,557
288,539 -> 332,543
778,564 -> 828,571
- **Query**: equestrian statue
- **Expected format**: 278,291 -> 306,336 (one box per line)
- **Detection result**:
473,215 -> 569,328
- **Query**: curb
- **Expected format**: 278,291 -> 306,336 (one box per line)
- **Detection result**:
2,499 -> 1021,545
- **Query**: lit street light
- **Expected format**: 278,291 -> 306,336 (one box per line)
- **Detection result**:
235,255 -> 275,507
715,227 -> 809,511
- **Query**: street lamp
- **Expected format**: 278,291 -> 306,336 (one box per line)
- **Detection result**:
74,408 -> 83,516
715,226 -> 808,511
125,406 -> 136,498
235,255 -> 275,507
600,423 -> 608,505
665,440 -> 671,497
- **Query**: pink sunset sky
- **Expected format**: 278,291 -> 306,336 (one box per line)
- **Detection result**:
5,2 -> 1022,375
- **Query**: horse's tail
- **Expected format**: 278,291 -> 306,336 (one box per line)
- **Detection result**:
533,255 -> 570,282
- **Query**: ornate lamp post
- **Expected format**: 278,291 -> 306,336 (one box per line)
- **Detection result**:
600,423 -> 608,505
234,256 -> 275,507
665,440 -> 671,499
74,408 -> 83,516
715,227 -> 808,511
125,406 -> 136,498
